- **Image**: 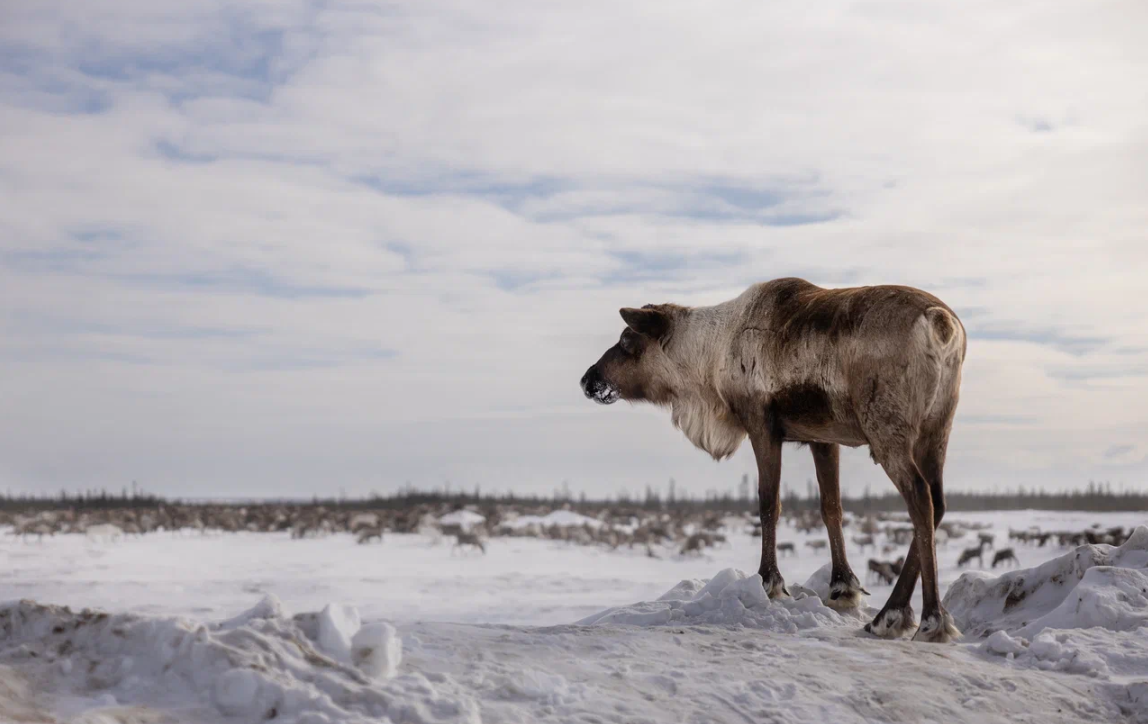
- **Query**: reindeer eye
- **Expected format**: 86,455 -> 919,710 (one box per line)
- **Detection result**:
620,329 -> 641,356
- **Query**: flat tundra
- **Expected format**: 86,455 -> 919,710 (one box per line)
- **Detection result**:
581,277 -> 966,643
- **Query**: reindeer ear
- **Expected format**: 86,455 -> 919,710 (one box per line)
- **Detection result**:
620,306 -> 671,339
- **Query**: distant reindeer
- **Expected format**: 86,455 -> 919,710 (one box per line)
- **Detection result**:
680,531 -> 725,555
867,556 -> 905,585
356,526 -> 383,545
868,559 -> 893,585
991,548 -> 1019,568
777,542 -> 796,557
977,532 -> 995,549
956,542 -> 986,568
805,539 -> 828,552
440,523 -> 464,538
453,532 -> 486,555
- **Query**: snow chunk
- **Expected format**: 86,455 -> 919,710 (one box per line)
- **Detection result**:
351,622 -> 401,679
577,567 -> 844,631
981,630 -> 1027,657
317,603 -> 362,664
945,525 -> 1148,638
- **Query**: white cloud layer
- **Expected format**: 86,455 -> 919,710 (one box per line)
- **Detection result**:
2,0 -> 1147,497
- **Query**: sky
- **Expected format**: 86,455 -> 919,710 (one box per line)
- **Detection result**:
1,0 -> 1147,500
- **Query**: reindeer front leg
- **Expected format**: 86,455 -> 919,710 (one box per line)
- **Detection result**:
750,429 -> 788,598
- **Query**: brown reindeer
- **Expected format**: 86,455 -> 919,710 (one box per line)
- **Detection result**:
356,526 -> 384,545
867,556 -> 906,585
991,548 -> 1019,568
581,277 -> 966,642
453,531 -> 486,555
956,543 -> 986,567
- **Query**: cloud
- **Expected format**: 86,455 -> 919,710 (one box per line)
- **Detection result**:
1,0 -> 1147,497
1106,444 -> 1135,459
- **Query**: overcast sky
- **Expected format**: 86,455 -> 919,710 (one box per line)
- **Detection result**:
2,1 -> 1146,499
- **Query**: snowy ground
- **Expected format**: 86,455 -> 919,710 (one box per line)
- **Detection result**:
1,510 -> 1146,723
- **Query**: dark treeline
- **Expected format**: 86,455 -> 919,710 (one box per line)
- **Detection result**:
0,479 -> 1144,514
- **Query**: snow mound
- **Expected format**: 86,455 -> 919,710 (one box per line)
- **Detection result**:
438,510 -> 486,530
0,599 -> 473,724
576,568 -> 846,631
505,510 -> 603,530
1019,566 -> 1148,637
945,525 -> 1148,638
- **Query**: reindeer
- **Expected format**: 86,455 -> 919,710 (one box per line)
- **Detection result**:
956,542 -> 986,568
453,531 -> 486,555
581,277 -> 966,642
867,555 -> 906,584
679,532 -> 710,555
992,548 -> 1019,568
777,542 -> 796,557
356,526 -> 384,545
867,559 -> 893,585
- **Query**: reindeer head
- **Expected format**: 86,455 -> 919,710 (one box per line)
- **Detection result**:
580,305 -> 682,406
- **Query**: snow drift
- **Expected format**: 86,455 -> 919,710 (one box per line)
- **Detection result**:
0,596 -> 472,724
577,566 -> 859,631
943,524 -> 1148,714
945,525 -> 1148,638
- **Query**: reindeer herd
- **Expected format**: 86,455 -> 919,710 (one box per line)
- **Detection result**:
2,502 -> 1132,583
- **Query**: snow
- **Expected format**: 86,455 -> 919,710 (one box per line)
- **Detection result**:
503,510 -> 603,530
84,523 -> 123,543
436,510 -> 485,530
0,598 -> 474,724
577,566 -> 850,632
352,622 -> 402,680
945,524 -> 1148,637
1,511 -> 1146,723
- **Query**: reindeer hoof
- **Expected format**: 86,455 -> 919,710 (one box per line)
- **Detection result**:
864,606 -> 916,638
912,611 -> 961,643
827,580 -> 867,611
761,572 -> 790,599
